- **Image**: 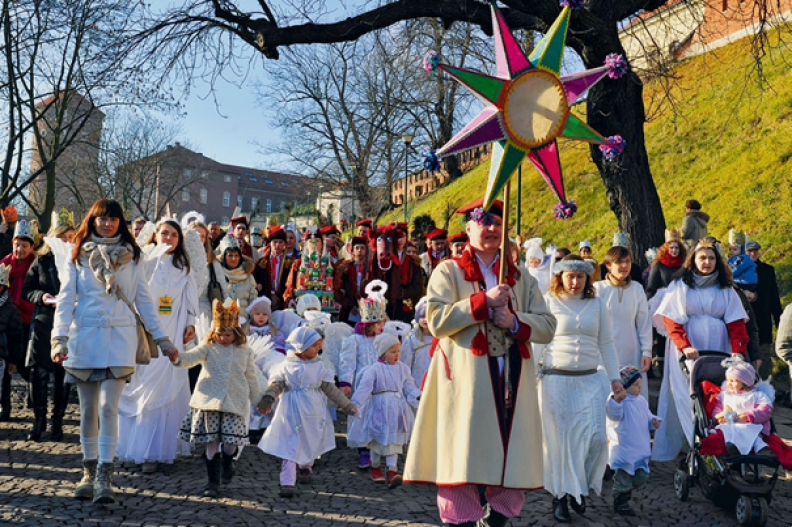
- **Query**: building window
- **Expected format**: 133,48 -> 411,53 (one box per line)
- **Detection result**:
183,169 -> 192,177
251,197 -> 259,210
200,188 -> 208,204
280,201 -> 285,211
181,188 -> 190,202
265,178 -> 273,185
223,175 -> 232,183
223,191 -> 230,207
266,199 -> 272,213
221,216 -> 229,225
237,195 -> 243,208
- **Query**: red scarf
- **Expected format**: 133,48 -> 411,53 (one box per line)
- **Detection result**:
429,250 -> 446,270
2,253 -> 35,324
347,259 -> 369,297
659,253 -> 684,268
395,251 -> 413,286
454,246 -> 519,287
270,254 -> 281,293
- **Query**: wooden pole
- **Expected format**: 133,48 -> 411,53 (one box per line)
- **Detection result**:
515,165 -> 521,236
498,180 -> 511,284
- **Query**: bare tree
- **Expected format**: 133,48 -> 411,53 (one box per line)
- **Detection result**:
128,0 -> 786,261
105,114 -> 205,220
0,0 -> 179,230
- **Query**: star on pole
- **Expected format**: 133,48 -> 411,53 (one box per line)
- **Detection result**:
424,1 -> 626,218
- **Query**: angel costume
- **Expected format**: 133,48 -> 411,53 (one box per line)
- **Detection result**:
117,247 -> 199,464
712,384 -> 773,454
247,323 -> 286,431
399,329 -> 433,388
347,359 -> 422,453
651,278 -> 748,461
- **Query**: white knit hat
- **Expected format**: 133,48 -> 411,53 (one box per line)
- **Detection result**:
296,294 -> 322,317
373,332 -> 401,357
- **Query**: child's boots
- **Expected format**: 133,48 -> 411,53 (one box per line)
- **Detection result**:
370,466 -> 385,483
221,451 -> 236,484
386,469 -> 402,489
614,491 -> 635,516
203,454 -> 221,498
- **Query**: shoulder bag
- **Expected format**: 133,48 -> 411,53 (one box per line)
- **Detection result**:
208,263 -> 223,303
116,288 -> 159,365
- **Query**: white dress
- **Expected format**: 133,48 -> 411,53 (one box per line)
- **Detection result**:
651,279 -> 747,461
195,260 -> 229,343
399,330 -> 433,388
337,333 -> 378,388
540,294 -> 619,501
247,329 -> 284,430
117,253 -> 198,464
594,280 -> 653,397
716,388 -> 771,454
258,353 -> 337,465
347,361 -> 421,453
606,393 -> 657,474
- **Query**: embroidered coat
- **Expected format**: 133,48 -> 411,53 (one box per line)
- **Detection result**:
252,253 -> 293,310
404,247 -> 556,488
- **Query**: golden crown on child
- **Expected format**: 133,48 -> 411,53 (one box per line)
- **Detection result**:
212,299 -> 241,329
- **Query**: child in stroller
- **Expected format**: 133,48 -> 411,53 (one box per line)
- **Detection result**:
674,352 -> 791,527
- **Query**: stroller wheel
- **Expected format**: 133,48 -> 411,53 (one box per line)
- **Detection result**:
673,469 -> 690,502
750,497 -> 768,527
735,495 -> 753,526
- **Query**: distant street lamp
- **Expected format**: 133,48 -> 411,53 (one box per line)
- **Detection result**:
401,134 -> 414,223
318,184 -> 324,223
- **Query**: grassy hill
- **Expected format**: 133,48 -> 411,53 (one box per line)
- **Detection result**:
379,29 -> 792,300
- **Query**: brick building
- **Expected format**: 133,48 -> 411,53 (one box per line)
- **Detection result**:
28,92 -> 105,218
619,0 -> 792,72
119,144 -> 313,225
390,144 -> 492,205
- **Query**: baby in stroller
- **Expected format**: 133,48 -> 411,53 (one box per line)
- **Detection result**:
675,354 -> 791,526
712,360 -> 774,457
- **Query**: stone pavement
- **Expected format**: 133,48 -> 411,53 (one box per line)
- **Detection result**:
1,375 -> 791,527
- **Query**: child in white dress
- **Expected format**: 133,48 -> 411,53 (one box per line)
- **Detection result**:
348,332 -> 421,488
398,297 -> 433,389
171,299 -> 264,498
606,365 -> 661,516
339,294 -> 387,469
246,296 -> 286,436
257,327 -> 356,497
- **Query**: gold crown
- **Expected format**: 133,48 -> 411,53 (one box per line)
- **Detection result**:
665,228 -> 680,242
51,207 -> 75,229
0,263 -> 10,287
212,299 -> 241,329
359,298 -> 386,323
694,238 -> 715,250
728,229 -> 746,247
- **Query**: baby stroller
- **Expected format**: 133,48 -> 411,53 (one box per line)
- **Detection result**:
673,351 -> 780,526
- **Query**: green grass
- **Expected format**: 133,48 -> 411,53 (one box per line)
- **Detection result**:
379,28 -> 792,300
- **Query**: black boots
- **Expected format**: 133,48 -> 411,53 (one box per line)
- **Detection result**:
614,491 -> 635,516
27,409 -> 46,442
203,454 -> 221,498
569,495 -> 586,514
221,451 -> 236,484
552,495 -> 571,523
50,380 -> 70,441
478,506 -> 510,527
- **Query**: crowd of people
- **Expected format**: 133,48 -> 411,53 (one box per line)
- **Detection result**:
0,196 -> 790,526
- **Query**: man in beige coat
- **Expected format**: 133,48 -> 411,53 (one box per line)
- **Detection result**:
404,198 -> 557,527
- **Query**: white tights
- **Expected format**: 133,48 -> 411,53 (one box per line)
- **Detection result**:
205,442 -> 238,459
371,452 -> 398,470
76,379 -> 126,463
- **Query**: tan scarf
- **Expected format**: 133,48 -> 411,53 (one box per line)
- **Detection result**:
80,234 -> 135,294
225,261 -> 251,284
606,273 -> 631,288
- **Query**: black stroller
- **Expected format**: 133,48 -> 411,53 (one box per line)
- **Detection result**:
673,351 -> 780,526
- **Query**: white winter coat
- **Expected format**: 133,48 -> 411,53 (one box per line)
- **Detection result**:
53,254 -> 166,369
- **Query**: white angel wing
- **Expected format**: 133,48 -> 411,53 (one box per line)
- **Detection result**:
184,228 -> 209,297
43,237 -> 74,279
270,309 -> 304,336
142,242 -> 171,261
248,334 -> 275,369
648,288 -> 668,336
135,221 -> 157,247
384,320 -> 412,340
303,310 -> 332,336
323,322 -> 355,375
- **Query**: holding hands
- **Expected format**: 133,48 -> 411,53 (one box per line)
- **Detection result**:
164,347 -> 179,363
652,418 -> 662,430
183,325 -> 195,344
611,380 -> 626,401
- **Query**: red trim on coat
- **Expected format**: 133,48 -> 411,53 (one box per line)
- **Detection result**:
726,319 -> 749,355
663,317 -> 692,351
470,292 -> 489,322
512,321 -> 532,359
403,479 -> 544,491
453,246 -> 519,287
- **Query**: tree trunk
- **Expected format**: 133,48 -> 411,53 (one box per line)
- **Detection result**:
583,35 -> 666,267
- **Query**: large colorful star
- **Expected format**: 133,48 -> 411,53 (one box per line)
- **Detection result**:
426,1 -> 625,218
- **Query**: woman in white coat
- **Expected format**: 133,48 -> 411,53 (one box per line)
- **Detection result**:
540,255 -> 625,523
594,246 -> 653,397
117,220 -> 199,472
187,221 -> 229,343
52,199 -> 177,504
652,240 -> 749,462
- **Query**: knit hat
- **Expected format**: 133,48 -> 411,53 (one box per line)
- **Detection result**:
296,293 -> 322,317
619,365 -> 641,389
374,332 -> 400,357
287,326 -> 321,354
579,239 -> 591,250
246,296 -> 272,316
523,238 -> 544,261
726,360 -> 756,389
